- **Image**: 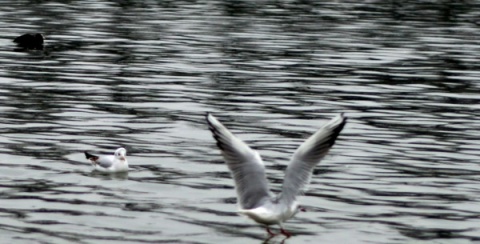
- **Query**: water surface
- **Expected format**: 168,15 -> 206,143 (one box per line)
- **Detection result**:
0,1 -> 479,243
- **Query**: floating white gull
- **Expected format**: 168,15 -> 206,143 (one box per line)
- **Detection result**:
84,147 -> 129,172
206,113 -> 346,237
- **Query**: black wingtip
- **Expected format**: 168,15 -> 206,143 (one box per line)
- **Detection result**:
339,113 -> 347,127
206,113 -> 212,127
328,114 -> 347,147
206,113 -> 217,131
205,113 -> 227,151
206,112 -> 214,122
84,151 -> 96,159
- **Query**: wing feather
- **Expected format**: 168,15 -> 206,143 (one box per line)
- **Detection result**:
85,151 -> 114,168
279,114 -> 347,205
206,113 -> 271,209
94,156 -> 115,168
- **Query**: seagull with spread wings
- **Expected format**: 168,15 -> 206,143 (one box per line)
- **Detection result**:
206,113 -> 346,237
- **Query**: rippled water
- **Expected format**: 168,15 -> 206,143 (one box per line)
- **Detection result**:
0,1 -> 479,243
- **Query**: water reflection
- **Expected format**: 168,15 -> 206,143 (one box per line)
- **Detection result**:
0,0 -> 479,243
88,171 -> 128,181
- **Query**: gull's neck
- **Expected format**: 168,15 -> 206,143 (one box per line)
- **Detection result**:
113,158 -> 128,169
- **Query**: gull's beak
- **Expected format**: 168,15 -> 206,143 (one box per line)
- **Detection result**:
120,156 -> 126,161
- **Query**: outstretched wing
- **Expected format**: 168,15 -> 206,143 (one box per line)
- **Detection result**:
280,114 -> 347,205
206,113 -> 271,209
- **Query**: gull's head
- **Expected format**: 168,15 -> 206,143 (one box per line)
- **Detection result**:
35,33 -> 45,42
115,147 -> 127,160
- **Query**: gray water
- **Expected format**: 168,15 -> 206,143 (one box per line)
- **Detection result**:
0,1 -> 479,243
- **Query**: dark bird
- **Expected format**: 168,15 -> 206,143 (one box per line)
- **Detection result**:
13,33 -> 45,49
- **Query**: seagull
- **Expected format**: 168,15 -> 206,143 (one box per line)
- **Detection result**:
206,113 -> 346,237
84,147 -> 129,173
13,33 -> 45,49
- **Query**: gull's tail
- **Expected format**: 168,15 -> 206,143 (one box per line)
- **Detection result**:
84,151 -> 97,160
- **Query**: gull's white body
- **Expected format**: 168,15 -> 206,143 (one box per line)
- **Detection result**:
237,201 -> 299,225
206,113 -> 347,236
85,147 -> 129,172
